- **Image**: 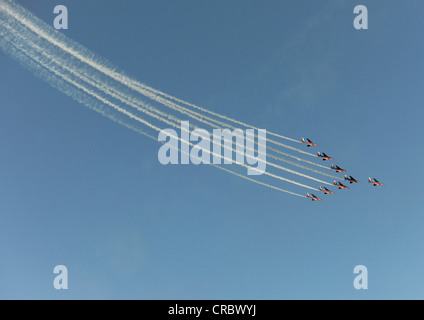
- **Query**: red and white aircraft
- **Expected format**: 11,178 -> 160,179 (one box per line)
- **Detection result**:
333,180 -> 350,190
302,138 -> 318,147
344,175 -> 361,184
368,178 -> 385,186
307,193 -> 322,201
319,186 -> 335,195
331,164 -> 347,173
317,152 -> 334,161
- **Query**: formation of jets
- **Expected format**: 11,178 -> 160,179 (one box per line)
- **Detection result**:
301,138 -> 384,201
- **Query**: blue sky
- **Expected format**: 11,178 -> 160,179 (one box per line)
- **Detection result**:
1,0 -> 424,299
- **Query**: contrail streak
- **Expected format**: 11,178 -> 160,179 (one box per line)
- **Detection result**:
0,0 -> 316,159
127,128 -> 307,198
1,16 -> 335,187
138,84 -> 302,143
0,13 -> 319,192
0,36 -> 303,198
0,0 -> 328,178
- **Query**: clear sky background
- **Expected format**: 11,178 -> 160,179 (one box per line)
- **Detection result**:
1,0 -> 424,299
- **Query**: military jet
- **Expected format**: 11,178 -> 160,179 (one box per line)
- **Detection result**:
368,178 -> 385,186
344,175 -> 361,184
307,193 -> 323,201
333,180 -> 350,190
317,152 -> 334,161
319,186 -> 336,195
302,138 -> 318,147
331,164 -> 347,173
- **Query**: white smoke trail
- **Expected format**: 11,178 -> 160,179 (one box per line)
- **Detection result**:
129,128 -> 307,198
1,17 -> 335,187
131,89 -> 314,156
266,152 -> 340,179
0,34 -> 304,198
0,15 -> 319,192
121,126 -> 307,198
0,0 -> 317,158
137,85 -> 302,143
0,0 -> 328,183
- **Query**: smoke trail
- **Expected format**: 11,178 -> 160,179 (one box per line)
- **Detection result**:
1,17 -> 335,187
0,15 -> 319,192
266,152 -> 340,179
0,34 -> 303,198
125,128 -> 307,198
0,0 -> 317,158
0,1 -> 326,186
129,88 -> 314,156
137,84 -> 302,143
